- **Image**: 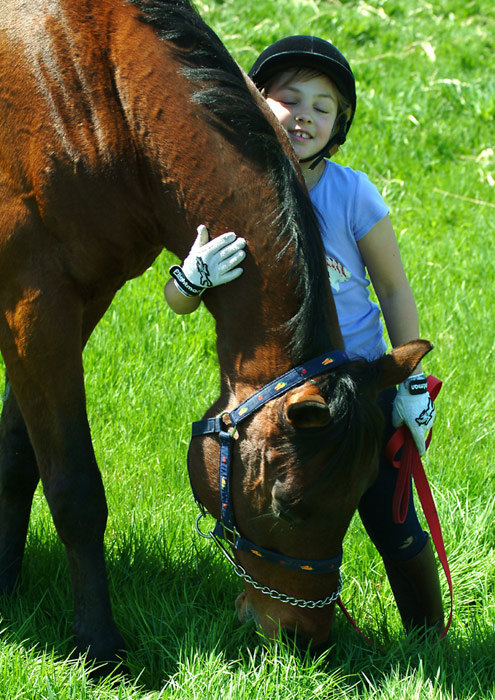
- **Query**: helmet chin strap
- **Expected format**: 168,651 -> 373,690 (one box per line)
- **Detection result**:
299,115 -> 348,170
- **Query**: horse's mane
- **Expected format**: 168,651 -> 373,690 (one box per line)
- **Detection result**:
129,0 -> 334,362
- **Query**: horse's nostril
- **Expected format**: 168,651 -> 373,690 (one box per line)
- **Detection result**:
271,481 -> 309,524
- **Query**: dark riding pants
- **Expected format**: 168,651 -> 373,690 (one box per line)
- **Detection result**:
358,387 -> 427,563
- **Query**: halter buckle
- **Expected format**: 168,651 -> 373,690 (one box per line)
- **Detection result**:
195,504 -> 240,546
219,410 -> 238,439
217,521 -> 240,547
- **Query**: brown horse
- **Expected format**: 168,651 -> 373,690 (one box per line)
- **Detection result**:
0,0 -> 430,668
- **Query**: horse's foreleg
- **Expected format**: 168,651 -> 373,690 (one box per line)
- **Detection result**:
42,428 -> 125,663
0,290 -> 124,664
0,375 -> 39,593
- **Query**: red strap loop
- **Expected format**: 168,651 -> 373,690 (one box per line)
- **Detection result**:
385,376 -> 452,638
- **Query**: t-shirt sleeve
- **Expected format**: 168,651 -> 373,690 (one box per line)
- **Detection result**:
352,171 -> 390,241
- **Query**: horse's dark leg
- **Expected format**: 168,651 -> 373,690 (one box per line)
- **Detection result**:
0,375 -> 39,594
70,294 -> 126,664
0,289 -> 124,666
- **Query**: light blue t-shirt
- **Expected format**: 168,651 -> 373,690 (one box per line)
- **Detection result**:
310,161 -> 389,361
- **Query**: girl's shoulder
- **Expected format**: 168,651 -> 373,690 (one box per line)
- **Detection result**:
312,161 -> 389,240
313,161 -> 384,208
318,160 -> 375,192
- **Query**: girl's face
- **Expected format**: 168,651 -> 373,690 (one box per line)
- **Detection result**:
265,71 -> 340,163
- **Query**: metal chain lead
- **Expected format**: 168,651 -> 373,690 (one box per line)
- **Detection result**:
196,512 -> 342,609
230,558 -> 343,609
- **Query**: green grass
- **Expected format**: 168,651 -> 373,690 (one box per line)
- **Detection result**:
1,0 -> 494,697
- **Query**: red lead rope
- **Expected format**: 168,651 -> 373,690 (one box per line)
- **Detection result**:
385,376 -> 453,638
338,376 -> 453,640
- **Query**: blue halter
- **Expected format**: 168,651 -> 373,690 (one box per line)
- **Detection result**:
189,350 -> 348,575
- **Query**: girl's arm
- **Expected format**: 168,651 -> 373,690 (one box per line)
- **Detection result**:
358,213 -> 436,455
357,214 -> 423,372
164,278 -> 202,314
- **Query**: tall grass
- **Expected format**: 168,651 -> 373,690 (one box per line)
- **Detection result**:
1,0 -> 494,697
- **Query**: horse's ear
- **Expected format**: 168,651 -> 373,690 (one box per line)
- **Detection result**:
284,385 -> 332,429
372,339 -> 433,393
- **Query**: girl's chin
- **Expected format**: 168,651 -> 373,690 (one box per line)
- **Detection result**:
293,145 -> 317,160
296,151 -> 319,164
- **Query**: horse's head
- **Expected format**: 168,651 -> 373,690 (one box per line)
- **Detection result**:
190,339 -> 431,646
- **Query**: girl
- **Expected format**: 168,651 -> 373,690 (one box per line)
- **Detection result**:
164,35 -> 443,633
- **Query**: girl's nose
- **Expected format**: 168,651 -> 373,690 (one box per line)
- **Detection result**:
295,111 -> 312,124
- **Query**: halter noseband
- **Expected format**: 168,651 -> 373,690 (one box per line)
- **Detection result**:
188,350 -> 348,607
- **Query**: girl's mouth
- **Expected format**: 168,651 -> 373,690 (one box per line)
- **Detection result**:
290,129 -> 312,141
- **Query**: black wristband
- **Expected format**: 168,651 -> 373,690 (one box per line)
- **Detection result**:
169,265 -> 203,297
406,375 -> 428,395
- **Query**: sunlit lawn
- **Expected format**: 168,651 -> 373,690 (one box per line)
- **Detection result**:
1,0 -> 494,697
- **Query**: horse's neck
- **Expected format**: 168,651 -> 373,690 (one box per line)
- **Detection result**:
212,331 -> 294,410
106,1 -> 342,380
203,263 -> 331,402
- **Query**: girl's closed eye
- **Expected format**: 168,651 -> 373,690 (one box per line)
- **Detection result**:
277,92 -> 297,105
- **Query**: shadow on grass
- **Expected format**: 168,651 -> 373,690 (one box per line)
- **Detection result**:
1,531 -> 493,696
0,529 -> 258,689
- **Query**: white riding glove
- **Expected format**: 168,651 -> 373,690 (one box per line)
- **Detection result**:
170,225 -> 246,297
392,373 -> 435,456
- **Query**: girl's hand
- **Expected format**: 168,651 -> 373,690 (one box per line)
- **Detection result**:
392,373 -> 435,455
170,224 -> 246,297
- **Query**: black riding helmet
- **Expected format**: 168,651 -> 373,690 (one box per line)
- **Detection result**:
249,35 -> 356,168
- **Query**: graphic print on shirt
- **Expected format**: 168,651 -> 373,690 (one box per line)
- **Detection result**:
326,256 -> 351,292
